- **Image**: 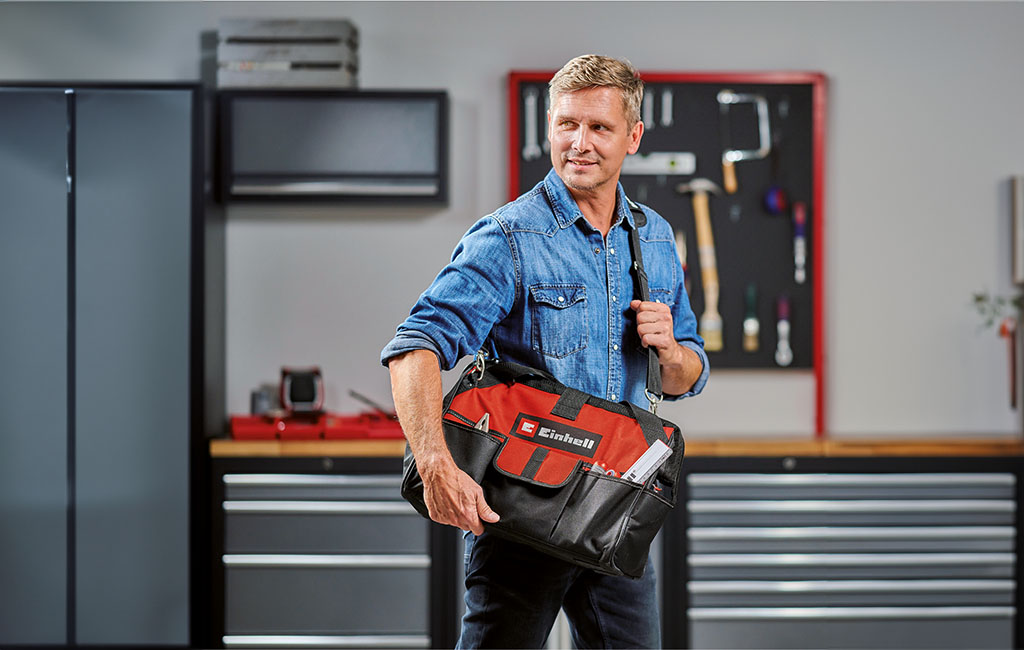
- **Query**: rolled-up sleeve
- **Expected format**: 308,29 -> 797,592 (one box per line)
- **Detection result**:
380,216 -> 517,371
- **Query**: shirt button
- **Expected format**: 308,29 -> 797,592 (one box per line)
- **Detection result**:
594,247 -> 601,254
611,295 -> 617,302
612,344 -> 619,351
557,296 -> 565,303
609,247 -> 615,255
610,394 -> 617,401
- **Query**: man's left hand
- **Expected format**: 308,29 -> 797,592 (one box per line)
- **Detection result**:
631,299 -> 681,363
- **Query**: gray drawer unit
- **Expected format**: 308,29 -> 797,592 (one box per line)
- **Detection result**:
683,472 -> 1018,649
221,473 -> 430,649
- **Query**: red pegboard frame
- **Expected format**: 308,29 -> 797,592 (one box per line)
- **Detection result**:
508,70 -> 828,438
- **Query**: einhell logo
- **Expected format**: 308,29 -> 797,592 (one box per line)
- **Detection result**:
511,414 -> 602,458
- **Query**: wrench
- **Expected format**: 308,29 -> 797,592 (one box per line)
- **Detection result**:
542,91 -> 551,154
660,89 -> 674,128
522,87 -> 542,161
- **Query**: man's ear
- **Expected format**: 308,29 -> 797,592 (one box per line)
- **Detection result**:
627,119 -> 644,155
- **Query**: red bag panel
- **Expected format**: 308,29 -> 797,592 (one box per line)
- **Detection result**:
447,382 -> 673,476
493,436 -> 580,487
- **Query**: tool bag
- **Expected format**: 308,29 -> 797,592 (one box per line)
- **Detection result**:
400,203 -> 686,578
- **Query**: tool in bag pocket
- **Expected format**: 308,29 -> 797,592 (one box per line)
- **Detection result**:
401,201 -> 687,578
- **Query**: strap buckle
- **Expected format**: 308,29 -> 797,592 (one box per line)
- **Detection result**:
473,349 -> 488,382
645,388 -> 663,415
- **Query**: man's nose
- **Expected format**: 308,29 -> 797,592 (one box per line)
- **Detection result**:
573,127 -> 590,152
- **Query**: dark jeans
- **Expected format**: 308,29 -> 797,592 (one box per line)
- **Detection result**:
456,531 -> 661,649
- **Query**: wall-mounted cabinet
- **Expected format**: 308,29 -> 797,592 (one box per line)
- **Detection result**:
219,90 -> 448,203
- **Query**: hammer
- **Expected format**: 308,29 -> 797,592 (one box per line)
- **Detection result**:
676,179 -> 724,352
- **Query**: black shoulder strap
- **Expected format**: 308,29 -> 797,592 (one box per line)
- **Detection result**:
625,200 -> 663,408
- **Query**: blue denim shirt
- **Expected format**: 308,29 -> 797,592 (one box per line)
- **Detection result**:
381,168 -> 709,407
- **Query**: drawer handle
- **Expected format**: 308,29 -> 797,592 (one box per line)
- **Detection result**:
688,500 -> 1015,514
232,180 -> 439,196
688,606 -> 1015,620
689,552 -> 1015,567
224,474 -> 402,488
689,579 -> 1016,594
223,554 -> 430,569
224,501 -> 417,515
688,526 -> 1016,541
223,634 -> 430,648
688,473 -> 1016,488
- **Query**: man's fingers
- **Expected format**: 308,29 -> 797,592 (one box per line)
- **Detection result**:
424,468 -> 500,535
477,496 -> 500,523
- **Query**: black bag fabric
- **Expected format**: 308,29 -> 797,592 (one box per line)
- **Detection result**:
400,202 -> 686,578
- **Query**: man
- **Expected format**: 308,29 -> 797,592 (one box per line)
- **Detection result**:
382,54 -> 708,648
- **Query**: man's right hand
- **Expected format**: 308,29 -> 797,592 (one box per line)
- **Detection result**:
420,459 -> 500,535
388,349 -> 500,535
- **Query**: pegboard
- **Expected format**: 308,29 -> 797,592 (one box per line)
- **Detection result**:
508,71 -> 827,434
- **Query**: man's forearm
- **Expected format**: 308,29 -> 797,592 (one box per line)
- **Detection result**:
387,348 -> 499,533
388,349 -> 453,469
659,343 -> 704,396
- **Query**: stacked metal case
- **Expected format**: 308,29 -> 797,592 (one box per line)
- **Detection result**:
217,19 -> 359,89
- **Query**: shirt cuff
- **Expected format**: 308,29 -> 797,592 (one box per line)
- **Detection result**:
380,331 -> 444,368
663,340 -> 709,401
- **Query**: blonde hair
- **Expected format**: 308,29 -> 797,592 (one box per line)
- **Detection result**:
548,55 -> 644,128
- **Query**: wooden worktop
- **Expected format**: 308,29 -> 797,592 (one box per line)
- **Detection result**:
209,437 -> 1024,458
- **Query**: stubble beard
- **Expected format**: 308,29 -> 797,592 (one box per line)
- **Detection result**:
560,158 -> 609,194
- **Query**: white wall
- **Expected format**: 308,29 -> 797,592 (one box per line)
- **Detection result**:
2,1 -> 1022,438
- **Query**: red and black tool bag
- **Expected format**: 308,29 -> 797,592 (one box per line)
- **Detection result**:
401,358 -> 685,578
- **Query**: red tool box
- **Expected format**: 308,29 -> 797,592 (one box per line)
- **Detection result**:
230,411 -> 404,440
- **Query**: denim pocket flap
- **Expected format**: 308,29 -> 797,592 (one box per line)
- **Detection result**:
530,284 -> 586,309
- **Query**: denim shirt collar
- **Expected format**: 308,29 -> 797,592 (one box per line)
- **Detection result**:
542,168 -> 636,233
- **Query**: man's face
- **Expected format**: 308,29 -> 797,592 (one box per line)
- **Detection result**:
548,86 -> 643,196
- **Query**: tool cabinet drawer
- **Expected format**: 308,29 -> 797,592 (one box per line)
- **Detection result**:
689,579 -> 1016,608
689,552 -> 1016,580
224,473 -> 402,501
688,473 -> 1017,501
224,501 -> 426,554
689,608 -> 1014,649
224,555 -> 429,635
689,526 -> 1015,554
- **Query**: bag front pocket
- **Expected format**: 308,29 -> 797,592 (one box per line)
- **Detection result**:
529,284 -> 587,359
548,471 -> 645,567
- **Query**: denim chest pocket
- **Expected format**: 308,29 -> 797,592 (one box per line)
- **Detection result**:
529,284 -> 587,359
649,287 -> 674,307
